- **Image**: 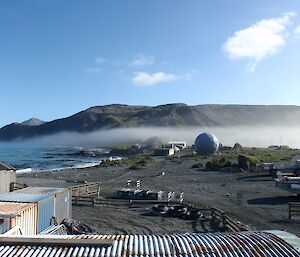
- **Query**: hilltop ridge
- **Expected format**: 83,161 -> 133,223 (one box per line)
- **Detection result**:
1,103 -> 300,141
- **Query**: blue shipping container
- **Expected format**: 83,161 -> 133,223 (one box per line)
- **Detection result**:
0,192 -> 55,233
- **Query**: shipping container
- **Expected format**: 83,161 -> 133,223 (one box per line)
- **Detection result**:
18,187 -> 72,223
0,170 -> 16,194
0,202 -> 37,235
0,192 -> 55,233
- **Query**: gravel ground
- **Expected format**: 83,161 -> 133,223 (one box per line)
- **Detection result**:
18,158 -> 300,236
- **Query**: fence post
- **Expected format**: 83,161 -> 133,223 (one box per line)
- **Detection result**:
211,208 -> 215,220
136,180 -> 141,188
222,213 -> 226,230
180,192 -> 184,203
97,186 -> 100,198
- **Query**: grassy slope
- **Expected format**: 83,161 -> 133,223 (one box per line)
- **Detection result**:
169,147 -> 300,164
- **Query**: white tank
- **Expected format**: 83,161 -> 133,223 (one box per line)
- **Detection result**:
194,132 -> 219,155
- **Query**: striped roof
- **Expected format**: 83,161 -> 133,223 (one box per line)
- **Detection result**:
0,231 -> 299,257
0,202 -> 35,217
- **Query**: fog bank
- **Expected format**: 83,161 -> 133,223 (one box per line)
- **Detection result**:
2,126 -> 300,148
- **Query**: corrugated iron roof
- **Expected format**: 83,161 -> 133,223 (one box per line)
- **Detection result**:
0,202 -> 35,217
18,187 -> 67,195
266,230 -> 300,253
0,231 -> 299,257
0,192 -> 52,203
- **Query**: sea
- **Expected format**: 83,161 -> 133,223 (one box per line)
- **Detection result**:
0,144 -> 119,173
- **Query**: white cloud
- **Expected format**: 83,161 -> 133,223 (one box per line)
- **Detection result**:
132,71 -> 177,86
85,54 -> 155,75
84,55 -> 195,83
84,67 -> 102,74
295,25 -> 300,35
131,54 -> 154,67
223,12 -> 296,71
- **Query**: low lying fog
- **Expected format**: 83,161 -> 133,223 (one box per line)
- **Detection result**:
6,126 -> 300,148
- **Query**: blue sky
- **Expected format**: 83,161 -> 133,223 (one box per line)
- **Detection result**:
0,0 -> 300,127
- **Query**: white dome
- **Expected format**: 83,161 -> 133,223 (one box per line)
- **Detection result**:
194,132 -> 219,155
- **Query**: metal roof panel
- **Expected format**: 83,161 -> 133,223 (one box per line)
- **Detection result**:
18,187 -> 67,195
0,231 -> 299,257
0,192 -> 52,203
0,202 -> 35,217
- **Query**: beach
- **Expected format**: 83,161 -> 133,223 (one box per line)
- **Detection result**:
16,156 -> 300,236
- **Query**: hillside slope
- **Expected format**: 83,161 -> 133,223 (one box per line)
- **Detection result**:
1,103 -> 300,141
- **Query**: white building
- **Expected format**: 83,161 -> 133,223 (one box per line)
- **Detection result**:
0,162 -> 16,194
168,141 -> 187,149
154,148 -> 175,156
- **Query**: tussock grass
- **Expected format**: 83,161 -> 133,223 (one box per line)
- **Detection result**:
100,155 -> 153,168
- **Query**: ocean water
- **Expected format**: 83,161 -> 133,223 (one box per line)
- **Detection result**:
0,144 -> 116,173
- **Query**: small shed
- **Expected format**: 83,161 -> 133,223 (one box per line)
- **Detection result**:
168,142 -> 187,149
0,162 -> 16,195
154,148 -> 175,156
0,192 -> 55,233
18,187 -> 72,224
